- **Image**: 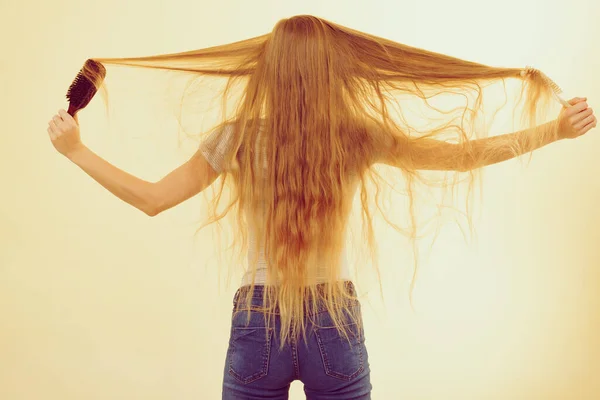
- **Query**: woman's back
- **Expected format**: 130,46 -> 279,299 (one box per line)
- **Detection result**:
199,118 -> 366,286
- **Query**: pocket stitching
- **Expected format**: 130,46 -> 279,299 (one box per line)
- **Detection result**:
315,325 -> 364,381
228,327 -> 273,385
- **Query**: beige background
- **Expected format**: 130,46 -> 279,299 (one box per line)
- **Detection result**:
1,0 -> 599,398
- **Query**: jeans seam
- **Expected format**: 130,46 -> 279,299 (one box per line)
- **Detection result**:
291,335 -> 300,379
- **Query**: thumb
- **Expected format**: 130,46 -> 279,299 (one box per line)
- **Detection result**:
567,97 -> 587,106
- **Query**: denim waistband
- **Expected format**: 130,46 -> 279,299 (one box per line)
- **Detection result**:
232,280 -> 358,312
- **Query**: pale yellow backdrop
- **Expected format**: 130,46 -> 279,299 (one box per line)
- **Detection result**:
1,0 -> 599,399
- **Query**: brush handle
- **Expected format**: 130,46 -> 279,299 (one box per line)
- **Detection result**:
555,94 -> 571,108
67,103 -> 78,117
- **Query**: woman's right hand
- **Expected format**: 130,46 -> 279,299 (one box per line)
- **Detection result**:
557,97 -> 596,140
47,109 -> 85,159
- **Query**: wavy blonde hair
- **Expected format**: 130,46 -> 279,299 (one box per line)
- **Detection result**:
87,14 -> 560,348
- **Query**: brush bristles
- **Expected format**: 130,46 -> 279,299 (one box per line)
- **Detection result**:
66,59 -> 106,115
522,65 -> 564,94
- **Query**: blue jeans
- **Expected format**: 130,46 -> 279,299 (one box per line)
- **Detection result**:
222,281 -> 372,399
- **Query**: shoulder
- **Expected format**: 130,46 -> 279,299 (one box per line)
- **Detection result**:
199,122 -> 238,173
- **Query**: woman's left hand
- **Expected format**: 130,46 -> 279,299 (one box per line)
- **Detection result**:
558,97 -> 597,139
47,109 -> 84,158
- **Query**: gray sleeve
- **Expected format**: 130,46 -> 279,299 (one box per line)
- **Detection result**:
199,123 -> 235,173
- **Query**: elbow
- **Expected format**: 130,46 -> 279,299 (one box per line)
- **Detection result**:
142,189 -> 164,217
144,206 -> 161,217
456,163 -> 473,173
144,198 -> 165,217
456,150 -> 478,172
457,163 -> 478,173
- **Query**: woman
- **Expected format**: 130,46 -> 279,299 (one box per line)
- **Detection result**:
47,15 -> 595,399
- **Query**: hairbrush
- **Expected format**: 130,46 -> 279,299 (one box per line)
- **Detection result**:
521,66 -> 571,108
66,59 -> 106,117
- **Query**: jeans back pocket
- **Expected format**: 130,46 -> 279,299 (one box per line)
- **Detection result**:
228,327 -> 274,384
314,322 -> 365,381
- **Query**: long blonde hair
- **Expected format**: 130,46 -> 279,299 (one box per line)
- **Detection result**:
87,14 -> 559,348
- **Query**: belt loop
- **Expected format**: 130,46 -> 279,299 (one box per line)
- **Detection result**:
233,288 -> 241,307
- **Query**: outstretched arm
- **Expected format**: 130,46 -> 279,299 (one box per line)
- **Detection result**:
376,97 -> 596,172
47,110 -> 219,216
